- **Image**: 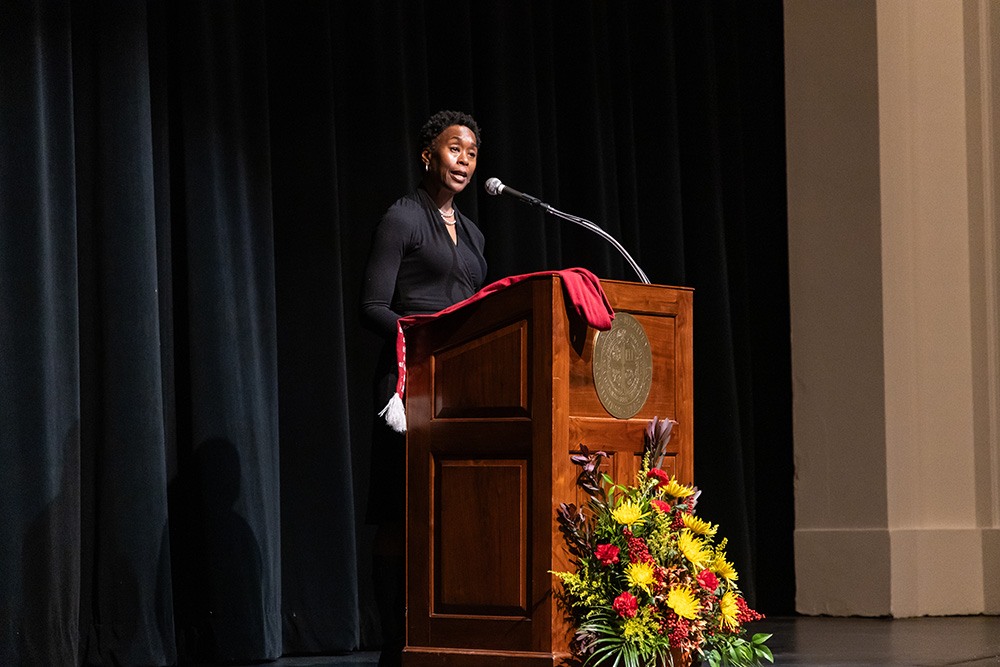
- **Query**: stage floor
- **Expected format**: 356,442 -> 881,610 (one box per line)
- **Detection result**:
271,615 -> 1000,667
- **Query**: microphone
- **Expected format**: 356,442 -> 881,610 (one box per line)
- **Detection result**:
484,177 -> 504,196
484,176 -> 651,284
484,178 -> 544,208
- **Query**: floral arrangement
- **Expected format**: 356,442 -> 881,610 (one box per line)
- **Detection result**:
553,418 -> 773,667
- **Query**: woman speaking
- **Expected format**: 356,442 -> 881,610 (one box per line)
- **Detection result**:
359,110 -> 486,666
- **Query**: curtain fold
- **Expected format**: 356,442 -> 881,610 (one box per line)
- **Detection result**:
0,2 -> 81,666
0,1 -> 792,665
165,1 -> 283,661
72,1 -> 175,664
265,0 -> 361,652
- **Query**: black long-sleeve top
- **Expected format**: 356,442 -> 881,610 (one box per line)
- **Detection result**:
360,188 -> 487,341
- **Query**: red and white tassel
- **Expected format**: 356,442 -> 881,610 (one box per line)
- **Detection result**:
379,321 -> 408,433
378,392 -> 407,433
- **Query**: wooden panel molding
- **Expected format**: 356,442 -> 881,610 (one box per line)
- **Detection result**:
433,319 -> 530,419
433,457 -> 529,617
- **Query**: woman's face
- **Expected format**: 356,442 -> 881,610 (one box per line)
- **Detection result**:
423,125 -> 478,194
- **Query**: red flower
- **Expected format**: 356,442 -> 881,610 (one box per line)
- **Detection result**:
697,569 -> 719,591
651,498 -> 671,513
612,591 -> 639,618
647,468 -> 670,486
594,543 -> 620,565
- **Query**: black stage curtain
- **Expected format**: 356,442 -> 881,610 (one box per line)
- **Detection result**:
0,1 -> 793,665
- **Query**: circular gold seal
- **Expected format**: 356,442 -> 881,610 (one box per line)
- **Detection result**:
592,312 -> 653,419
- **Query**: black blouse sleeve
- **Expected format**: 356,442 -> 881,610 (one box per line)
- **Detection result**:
360,207 -> 410,340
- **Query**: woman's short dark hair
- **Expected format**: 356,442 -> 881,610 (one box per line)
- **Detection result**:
418,110 -> 481,155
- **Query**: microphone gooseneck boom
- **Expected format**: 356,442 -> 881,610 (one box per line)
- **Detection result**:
484,177 -> 650,284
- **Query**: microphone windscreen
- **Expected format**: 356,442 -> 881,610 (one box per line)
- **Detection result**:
485,178 -> 503,196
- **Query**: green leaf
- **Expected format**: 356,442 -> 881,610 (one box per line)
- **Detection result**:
751,632 -> 772,645
591,637 -> 622,647
756,645 -> 774,663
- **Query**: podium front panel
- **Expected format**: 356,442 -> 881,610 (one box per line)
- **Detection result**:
403,277 -> 692,666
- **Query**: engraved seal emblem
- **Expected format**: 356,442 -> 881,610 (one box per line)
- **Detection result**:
592,312 -> 653,419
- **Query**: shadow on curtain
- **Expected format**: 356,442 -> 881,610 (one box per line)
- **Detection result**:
0,1 -> 792,665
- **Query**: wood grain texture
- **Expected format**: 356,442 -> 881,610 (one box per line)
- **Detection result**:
434,459 -> 527,614
434,320 -> 530,419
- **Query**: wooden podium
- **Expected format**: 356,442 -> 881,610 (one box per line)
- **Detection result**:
402,276 -> 693,667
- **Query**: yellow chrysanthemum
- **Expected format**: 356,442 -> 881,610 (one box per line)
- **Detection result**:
677,530 -> 711,568
719,590 -> 740,631
611,500 -> 648,526
625,561 -> 656,594
712,553 -> 739,582
662,477 -> 695,499
682,514 -> 717,537
666,585 -> 700,620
